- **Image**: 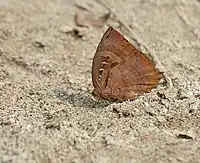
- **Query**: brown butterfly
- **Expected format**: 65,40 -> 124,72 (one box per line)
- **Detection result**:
92,27 -> 163,101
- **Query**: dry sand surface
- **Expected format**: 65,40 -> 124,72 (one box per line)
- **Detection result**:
0,0 -> 200,163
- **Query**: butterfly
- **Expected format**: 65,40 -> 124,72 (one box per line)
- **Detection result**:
92,27 -> 163,101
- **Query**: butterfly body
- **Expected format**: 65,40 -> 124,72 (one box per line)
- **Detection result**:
92,27 -> 163,101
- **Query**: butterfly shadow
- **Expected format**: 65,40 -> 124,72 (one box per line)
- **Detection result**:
54,89 -> 113,108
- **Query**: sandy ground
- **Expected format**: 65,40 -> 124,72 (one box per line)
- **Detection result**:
0,0 -> 200,162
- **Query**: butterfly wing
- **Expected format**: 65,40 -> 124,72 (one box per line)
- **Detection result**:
92,27 -> 163,101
